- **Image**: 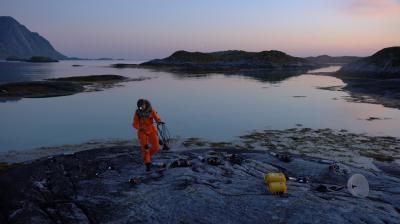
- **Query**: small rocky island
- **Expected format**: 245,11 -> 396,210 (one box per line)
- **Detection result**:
0,75 -> 149,101
113,50 -> 315,72
26,56 -> 59,63
113,51 -> 362,71
7,56 -> 59,63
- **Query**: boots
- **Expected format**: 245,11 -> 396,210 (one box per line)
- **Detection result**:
145,162 -> 152,172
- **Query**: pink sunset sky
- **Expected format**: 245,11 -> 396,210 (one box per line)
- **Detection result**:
1,0 -> 399,59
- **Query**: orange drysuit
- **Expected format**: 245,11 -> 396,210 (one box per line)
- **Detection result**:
132,109 -> 162,164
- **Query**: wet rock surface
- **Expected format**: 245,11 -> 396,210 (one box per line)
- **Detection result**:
238,128 -> 400,170
1,144 -> 399,223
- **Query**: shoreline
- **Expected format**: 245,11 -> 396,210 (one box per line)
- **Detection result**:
1,128 -> 399,223
2,128 -> 399,171
0,75 -> 151,102
308,71 -> 400,110
2,62 -> 399,110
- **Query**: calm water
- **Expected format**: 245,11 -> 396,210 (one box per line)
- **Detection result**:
1,60 -> 400,153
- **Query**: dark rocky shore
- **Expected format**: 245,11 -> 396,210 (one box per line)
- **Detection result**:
310,47 -> 400,109
0,75 -> 150,102
341,78 -> 400,109
1,128 -> 400,224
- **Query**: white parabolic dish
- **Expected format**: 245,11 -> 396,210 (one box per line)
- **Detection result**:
347,174 -> 369,198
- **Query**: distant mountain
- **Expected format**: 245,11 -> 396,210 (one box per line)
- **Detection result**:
141,50 -> 314,71
0,16 -> 66,60
306,55 -> 361,65
337,47 -> 400,78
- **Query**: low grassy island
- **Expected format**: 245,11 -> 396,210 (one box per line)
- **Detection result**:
111,63 -> 139,68
48,74 -> 128,82
137,50 -> 315,72
5,56 -> 26,62
0,81 -> 84,99
26,56 -> 59,63
0,74 -> 148,101
5,56 -> 59,63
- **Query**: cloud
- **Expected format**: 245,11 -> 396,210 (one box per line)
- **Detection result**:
340,0 -> 400,18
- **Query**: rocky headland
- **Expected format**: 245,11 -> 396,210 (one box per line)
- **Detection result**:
325,47 -> 400,109
0,16 -> 66,60
337,47 -> 400,78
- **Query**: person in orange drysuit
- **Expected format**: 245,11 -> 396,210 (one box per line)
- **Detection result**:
132,99 -> 163,171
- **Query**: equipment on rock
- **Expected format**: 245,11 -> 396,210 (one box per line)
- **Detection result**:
206,156 -> 223,166
265,172 -> 286,183
269,152 -> 292,163
129,177 -> 142,185
288,176 -> 310,183
268,182 -> 287,194
157,122 -> 171,151
225,153 -> 243,165
329,162 -> 350,176
276,153 -> 292,163
170,158 -> 191,168
347,174 -> 369,198
315,185 -> 328,192
315,184 -> 344,193
264,172 -> 287,194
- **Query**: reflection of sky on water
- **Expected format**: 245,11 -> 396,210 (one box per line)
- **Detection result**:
0,60 -> 146,84
0,61 -> 400,152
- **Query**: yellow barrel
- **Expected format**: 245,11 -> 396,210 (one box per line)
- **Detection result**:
265,172 -> 286,184
268,182 -> 287,194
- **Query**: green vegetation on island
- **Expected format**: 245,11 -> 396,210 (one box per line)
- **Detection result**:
140,50 -> 315,71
